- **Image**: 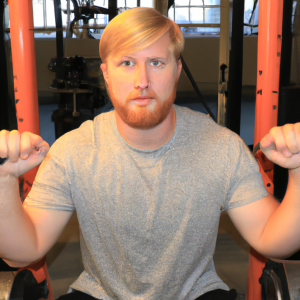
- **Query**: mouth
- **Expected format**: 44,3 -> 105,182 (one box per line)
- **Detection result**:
131,96 -> 154,106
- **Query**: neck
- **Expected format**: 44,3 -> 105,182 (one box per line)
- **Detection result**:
114,107 -> 176,150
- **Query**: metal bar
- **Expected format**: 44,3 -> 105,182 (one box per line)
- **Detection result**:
217,0 -> 230,126
279,0 -> 294,86
109,0 -> 117,21
24,23 -> 218,30
247,1 -> 284,300
243,24 -> 258,27
253,0 -> 284,146
0,1 -> 10,131
173,5 -> 221,8
8,0 -> 41,199
29,28 -> 64,31
73,24 -> 106,29
66,0 -> 71,38
176,23 -> 219,27
248,0 -> 258,25
203,6 -> 205,23
155,0 -> 168,16
53,0 -> 64,58
225,0 -> 244,134
43,0 -> 47,29
180,55 -> 217,122
274,0 -> 297,202
189,0 -> 191,23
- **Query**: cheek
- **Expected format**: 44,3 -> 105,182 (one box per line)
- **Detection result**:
108,74 -> 133,97
152,71 -> 177,96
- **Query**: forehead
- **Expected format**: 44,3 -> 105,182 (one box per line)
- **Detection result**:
111,32 -> 174,61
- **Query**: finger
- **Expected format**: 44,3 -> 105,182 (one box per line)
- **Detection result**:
0,130 -> 9,158
28,133 -> 49,155
283,124 -> 299,155
20,132 -> 34,159
35,140 -> 50,155
20,132 -> 49,159
260,133 -> 277,160
270,126 -> 292,158
295,123 -> 300,153
8,130 -> 21,163
27,132 -> 44,148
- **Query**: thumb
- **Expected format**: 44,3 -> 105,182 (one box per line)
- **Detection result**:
260,133 -> 279,159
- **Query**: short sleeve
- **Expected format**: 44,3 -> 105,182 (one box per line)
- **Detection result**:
224,133 -> 268,210
24,135 -> 75,211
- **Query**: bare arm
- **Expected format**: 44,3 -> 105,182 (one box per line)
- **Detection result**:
0,130 -> 72,266
228,124 -> 300,259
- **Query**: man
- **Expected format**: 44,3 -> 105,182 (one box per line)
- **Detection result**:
1,7 -> 300,300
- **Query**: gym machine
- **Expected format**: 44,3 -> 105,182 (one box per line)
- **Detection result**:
1,0 -> 300,299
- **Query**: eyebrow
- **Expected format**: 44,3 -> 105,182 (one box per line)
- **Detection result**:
121,56 -> 135,60
148,57 -> 167,61
120,56 -> 168,61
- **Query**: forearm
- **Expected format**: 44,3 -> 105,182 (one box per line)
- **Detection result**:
258,168 -> 300,258
0,174 -> 39,264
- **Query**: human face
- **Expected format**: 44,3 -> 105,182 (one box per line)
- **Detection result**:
100,33 -> 182,129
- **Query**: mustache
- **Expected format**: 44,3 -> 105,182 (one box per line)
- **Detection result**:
127,90 -> 157,101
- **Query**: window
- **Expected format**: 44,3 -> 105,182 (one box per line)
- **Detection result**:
32,0 -> 260,37
244,0 -> 259,35
168,0 -> 221,35
292,0 -> 298,31
32,0 -> 154,32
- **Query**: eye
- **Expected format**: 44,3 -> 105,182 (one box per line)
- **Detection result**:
122,61 -> 134,67
150,60 -> 162,67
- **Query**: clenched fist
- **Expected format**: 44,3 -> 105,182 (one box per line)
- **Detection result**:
0,130 -> 49,178
260,123 -> 300,171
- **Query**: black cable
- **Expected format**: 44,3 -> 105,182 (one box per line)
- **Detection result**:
180,55 -> 217,122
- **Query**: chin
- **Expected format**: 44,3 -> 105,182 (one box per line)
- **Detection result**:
117,100 -> 174,129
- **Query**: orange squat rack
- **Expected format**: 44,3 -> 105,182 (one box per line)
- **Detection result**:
247,0 -> 284,300
6,0 -> 286,299
8,0 -> 53,298
8,0 -> 40,199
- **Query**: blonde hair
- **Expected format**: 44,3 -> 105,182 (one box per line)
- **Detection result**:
99,7 -> 184,62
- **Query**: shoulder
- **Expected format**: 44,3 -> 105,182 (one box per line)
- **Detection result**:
173,105 -> 254,168
49,111 -> 114,156
174,104 -> 239,145
58,111 -> 113,143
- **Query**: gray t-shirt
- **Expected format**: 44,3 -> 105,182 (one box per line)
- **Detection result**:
25,105 -> 268,300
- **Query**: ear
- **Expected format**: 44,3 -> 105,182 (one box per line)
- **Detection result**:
176,58 -> 182,81
100,63 -> 109,84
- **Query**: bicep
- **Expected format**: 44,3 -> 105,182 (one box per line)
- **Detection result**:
23,205 -> 73,260
227,194 -> 279,252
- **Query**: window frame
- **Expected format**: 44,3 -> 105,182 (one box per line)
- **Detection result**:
168,0 -> 221,35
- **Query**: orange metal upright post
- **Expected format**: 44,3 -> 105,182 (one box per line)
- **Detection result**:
246,0 -> 284,300
254,0 -> 284,145
8,0 -> 40,199
8,1 -> 54,299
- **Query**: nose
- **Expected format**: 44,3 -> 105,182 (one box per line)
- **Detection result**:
134,64 -> 149,90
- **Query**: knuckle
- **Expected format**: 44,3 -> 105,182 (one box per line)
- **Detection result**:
295,123 -> 300,133
22,131 -> 32,138
0,129 -> 8,135
269,127 -> 278,135
10,130 -> 19,135
283,124 -> 293,133
0,131 -> 9,157
0,130 -> 9,140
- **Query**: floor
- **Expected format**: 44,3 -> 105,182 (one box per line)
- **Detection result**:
39,91 -> 256,299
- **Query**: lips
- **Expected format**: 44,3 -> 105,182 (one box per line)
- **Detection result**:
132,96 -> 153,100
132,96 -> 153,106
